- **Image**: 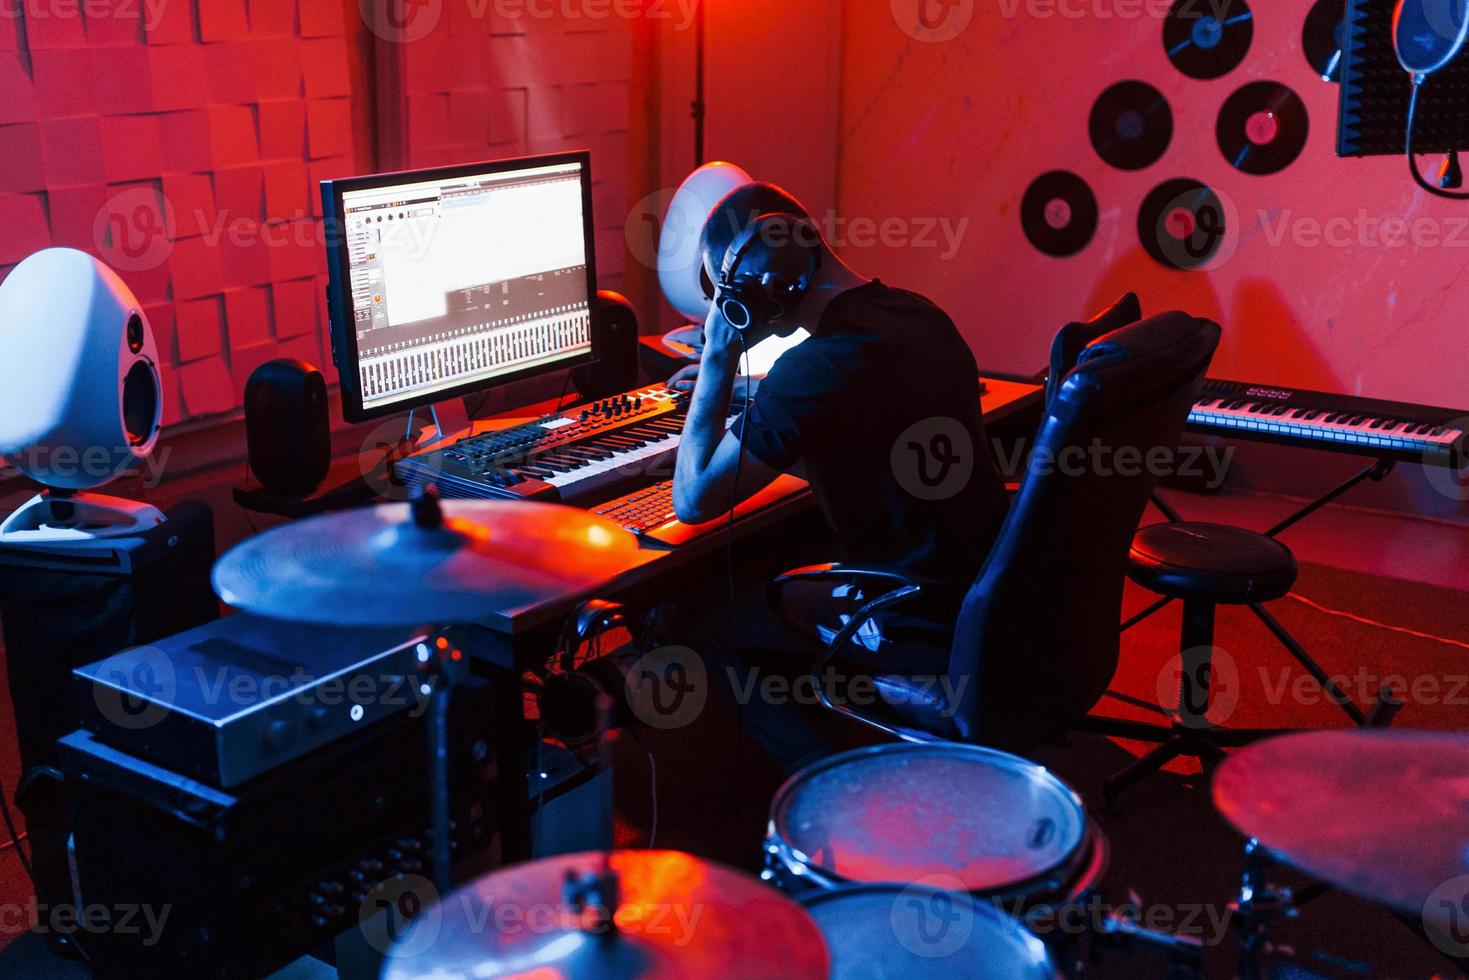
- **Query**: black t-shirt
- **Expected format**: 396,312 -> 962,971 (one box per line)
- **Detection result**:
735,280 -> 1008,581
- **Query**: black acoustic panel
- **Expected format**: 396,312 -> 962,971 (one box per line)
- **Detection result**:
1339,0 -> 1469,155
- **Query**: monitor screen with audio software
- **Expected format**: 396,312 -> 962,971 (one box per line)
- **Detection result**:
323,152 -> 599,422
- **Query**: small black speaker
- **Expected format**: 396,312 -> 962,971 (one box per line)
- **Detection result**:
244,359 -> 330,497
573,290 -> 641,399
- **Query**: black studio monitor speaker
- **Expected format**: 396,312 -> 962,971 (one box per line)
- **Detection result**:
573,290 -> 641,400
244,359 -> 331,498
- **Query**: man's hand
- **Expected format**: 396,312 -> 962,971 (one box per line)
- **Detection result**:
699,303 -> 746,371
668,362 -> 757,399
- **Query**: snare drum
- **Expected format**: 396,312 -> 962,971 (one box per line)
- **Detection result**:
802,883 -> 1058,979
764,743 -> 1107,921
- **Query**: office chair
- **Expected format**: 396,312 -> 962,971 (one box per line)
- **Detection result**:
1044,306 -> 1401,809
770,311 -> 1220,752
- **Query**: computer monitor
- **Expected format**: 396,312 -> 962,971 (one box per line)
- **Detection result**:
322,152 -> 599,423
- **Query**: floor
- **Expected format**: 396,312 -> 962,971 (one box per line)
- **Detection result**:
0,486 -> 1466,977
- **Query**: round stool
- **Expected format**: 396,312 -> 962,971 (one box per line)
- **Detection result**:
1103,521 -> 1330,810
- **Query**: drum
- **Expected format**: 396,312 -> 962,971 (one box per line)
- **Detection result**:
764,743 -> 1107,918
802,884 -> 1058,979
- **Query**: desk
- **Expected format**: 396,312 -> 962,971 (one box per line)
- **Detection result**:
473,375 -> 1042,860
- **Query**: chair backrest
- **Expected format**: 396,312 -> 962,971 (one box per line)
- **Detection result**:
948,311 -> 1220,750
1045,293 -> 1142,405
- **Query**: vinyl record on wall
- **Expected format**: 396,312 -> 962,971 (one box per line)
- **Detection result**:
1303,0 -> 1348,82
1217,81 -> 1310,175
1137,178 -> 1229,270
1164,0 -> 1254,80
1021,171 -> 1099,258
1089,81 -> 1174,170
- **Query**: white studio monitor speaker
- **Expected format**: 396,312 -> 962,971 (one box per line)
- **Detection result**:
658,161 -> 754,323
0,248 -> 166,542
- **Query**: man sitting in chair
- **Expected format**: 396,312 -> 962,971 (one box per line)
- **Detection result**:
663,182 -> 1010,771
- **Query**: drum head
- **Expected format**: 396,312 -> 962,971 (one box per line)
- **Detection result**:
803,885 -> 1055,979
772,744 -> 1087,894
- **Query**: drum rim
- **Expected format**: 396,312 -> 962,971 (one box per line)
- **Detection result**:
799,881 -> 1058,975
768,742 -> 1089,895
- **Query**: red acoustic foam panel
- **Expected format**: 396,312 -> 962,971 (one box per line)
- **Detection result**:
406,92 -> 452,150
276,331 -> 321,367
403,31 -> 454,93
145,0 -> 193,44
142,301 -> 178,365
262,160 -> 309,220
198,0 -> 251,43
270,276 -> 319,338
307,155 -> 354,217
99,115 -> 163,183
84,3 -> 146,47
31,48 -> 96,118
266,219 -> 323,281
306,98 -> 352,158
39,117 -> 105,186
448,89 -> 490,146
204,42 -> 262,106
489,87 -> 528,145
0,193 -> 50,265
224,286 -> 274,348
218,231 -> 276,289
176,296 -> 226,362
213,164 -> 265,223
298,0 -> 346,38
170,236 -> 228,301
258,100 -> 308,158
46,182 -> 110,251
20,0 -> 87,49
0,124 -> 46,193
254,40 -> 304,99
0,52 -> 38,124
178,357 -> 237,416
301,38 -> 352,99
209,105 -> 263,167
155,371 -> 184,427
163,173 -> 220,239
251,0 -> 297,37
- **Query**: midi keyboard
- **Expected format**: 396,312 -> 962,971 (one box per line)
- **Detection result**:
395,385 -> 698,504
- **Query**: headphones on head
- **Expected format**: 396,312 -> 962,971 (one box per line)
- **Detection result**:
714,212 -> 822,331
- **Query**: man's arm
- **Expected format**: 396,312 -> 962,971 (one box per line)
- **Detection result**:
672,313 -> 782,525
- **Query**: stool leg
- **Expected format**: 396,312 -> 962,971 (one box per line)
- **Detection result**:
1249,603 -> 1366,726
1103,737 -> 1188,810
1176,599 -> 1216,728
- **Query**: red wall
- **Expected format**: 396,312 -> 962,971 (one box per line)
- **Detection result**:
838,1 -> 1469,413
384,1 -> 632,296
0,0 -> 633,428
1,0 -> 362,426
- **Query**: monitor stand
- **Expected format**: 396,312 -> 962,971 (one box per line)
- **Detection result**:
405,397 -> 471,451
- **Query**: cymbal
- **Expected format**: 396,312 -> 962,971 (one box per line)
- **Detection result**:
1214,729 -> 1469,921
213,495 -> 641,627
381,850 -> 830,979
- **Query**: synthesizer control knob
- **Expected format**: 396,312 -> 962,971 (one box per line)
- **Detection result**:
317,881 -> 345,898
306,706 -> 329,731
262,719 -> 296,753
